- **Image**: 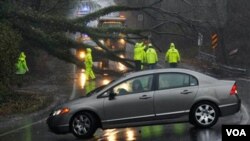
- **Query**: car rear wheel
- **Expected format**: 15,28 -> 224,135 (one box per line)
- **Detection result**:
190,102 -> 219,128
70,112 -> 97,139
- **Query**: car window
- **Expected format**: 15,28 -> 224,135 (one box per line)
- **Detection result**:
190,75 -> 198,86
113,75 -> 153,95
158,73 -> 198,90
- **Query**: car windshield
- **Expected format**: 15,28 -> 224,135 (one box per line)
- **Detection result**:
85,85 -> 106,97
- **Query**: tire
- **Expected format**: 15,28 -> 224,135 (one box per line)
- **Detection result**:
190,102 -> 219,128
70,112 -> 97,139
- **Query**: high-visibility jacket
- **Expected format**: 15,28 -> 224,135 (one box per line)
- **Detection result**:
16,52 -> 29,74
85,48 -> 95,80
85,48 -> 93,68
165,43 -> 180,63
146,48 -> 158,64
134,42 -> 145,63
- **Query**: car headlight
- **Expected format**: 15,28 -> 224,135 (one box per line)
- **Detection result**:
52,107 -> 70,116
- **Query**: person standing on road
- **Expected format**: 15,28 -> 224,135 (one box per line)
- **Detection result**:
85,48 -> 95,80
16,52 -> 29,75
165,43 -> 180,68
134,42 -> 145,71
145,43 -> 158,69
15,51 -> 29,87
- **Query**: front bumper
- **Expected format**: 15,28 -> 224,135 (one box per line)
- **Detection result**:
47,115 -> 70,134
219,96 -> 241,116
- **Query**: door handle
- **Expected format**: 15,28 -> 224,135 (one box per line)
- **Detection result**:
139,95 -> 152,99
180,90 -> 192,94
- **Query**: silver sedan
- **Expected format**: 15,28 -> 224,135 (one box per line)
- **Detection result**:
47,68 -> 241,139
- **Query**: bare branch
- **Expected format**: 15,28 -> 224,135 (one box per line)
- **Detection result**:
74,0 -> 163,23
151,30 -> 195,41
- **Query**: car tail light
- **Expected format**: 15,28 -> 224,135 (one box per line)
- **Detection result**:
230,83 -> 238,95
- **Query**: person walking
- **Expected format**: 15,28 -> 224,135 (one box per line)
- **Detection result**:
85,48 -> 95,80
165,43 -> 180,68
145,43 -> 158,69
134,42 -> 145,71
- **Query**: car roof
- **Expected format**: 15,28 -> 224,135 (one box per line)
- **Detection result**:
125,68 -> 200,77
124,68 -> 217,82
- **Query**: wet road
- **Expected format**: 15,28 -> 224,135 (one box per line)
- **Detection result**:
0,69 -> 249,141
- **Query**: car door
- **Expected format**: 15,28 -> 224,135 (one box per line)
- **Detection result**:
103,74 -> 155,124
154,73 -> 198,119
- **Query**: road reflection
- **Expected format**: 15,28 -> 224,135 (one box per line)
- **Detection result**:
103,129 -> 119,141
117,55 -> 126,71
189,127 -> 220,141
76,68 -> 114,96
100,128 -> 136,141
140,125 -> 164,139
92,124 -> 220,141
79,69 -> 86,89
125,128 -> 136,141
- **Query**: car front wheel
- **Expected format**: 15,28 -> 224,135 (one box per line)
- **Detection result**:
70,112 -> 97,139
190,102 -> 219,128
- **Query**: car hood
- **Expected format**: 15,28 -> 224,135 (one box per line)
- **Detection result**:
54,96 -> 92,110
68,96 -> 93,106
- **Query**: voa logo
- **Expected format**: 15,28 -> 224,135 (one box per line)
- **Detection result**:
226,129 -> 246,136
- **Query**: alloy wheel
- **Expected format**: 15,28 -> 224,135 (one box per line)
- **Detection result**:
195,104 -> 216,126
72,114 -> 91,136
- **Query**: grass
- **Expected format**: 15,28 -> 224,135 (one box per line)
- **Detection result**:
0,92 -> 52,116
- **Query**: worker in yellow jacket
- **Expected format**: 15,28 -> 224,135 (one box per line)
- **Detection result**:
16,52 -> 29,74
85,48 -> 95,80
134,42 -> 145,71
145,43 -> 158,69
165,43 -> 181,68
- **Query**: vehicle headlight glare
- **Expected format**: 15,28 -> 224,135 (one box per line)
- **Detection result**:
52,108 -> 70,116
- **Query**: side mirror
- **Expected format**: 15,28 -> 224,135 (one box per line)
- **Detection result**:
109,92 -> 116,100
